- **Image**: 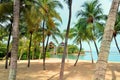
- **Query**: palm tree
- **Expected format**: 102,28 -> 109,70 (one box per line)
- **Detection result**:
8,0 -> 20,80
94,0 -> 119,80
5,21 -> 12,69
44,22 -> 62,64
59,0 -> 72,80
113,11 -> 120,54
68,18 -> 87,66
87,41 -> 94,63
70,27 -> 84,66
77,0 -> 104,56
69,18 -> 95,65
0,0 -> 13,69
37,0 -> 63,70
24,5 -> 41,67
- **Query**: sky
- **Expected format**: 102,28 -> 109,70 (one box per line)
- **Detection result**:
51,0 -> 120,52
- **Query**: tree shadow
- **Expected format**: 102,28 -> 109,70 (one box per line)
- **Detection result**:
108,63 -> 120,80
63,62 -> 95,80
108,65 -> 116,80
47,73 -> 59,80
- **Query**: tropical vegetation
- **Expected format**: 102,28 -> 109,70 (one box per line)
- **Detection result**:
0,0 -> 120,80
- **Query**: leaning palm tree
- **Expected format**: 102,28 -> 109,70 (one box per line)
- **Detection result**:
94,0 -> 119,80
69,27 -> 84,66
77,0 -> 104,56
59,0 -> 72,80
8,0 -> 20,80
68,18 -> 87,66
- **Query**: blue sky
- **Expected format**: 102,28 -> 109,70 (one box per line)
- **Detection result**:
57,0 -> 112,31
51,0 -> 120,52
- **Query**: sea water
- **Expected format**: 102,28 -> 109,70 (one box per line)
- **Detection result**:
51,51 -> 120,62
81,51 -> 120,62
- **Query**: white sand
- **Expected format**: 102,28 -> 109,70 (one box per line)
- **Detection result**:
0,58 -> 120,80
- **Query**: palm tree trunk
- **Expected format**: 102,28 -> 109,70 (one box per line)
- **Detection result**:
66,47 -> 69,62
19,50 -> 23,60
27,32 -> 33,67
39,45 -> 42,60
93,40 -> 99,56
94,0 -> 119,80
74,40 -> 82,66
42,20 -> 45,70
32,48 -> 34,60
43,35 -> 50,70
113,36 -> 120,54
88,42 -> 94,64
32,42 -> 36,60
8,0 -> 20,80
32,51 -> 34,60
33,47 -> 36,59
5,23 -> 12,69
59,1 -> 72,80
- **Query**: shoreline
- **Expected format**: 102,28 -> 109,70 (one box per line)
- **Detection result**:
0,58 -> 120,63
0,58 -> 120,80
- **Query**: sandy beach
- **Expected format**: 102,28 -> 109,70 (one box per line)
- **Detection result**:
0,58 -> 120,80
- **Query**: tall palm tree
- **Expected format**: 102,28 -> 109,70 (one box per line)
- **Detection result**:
59,0 -> 72,80
37,0 -> 63,70
24,5 -> 41,67
70,27 -> 84,66
44,22 -> 62,64
43,21 -> 62,70
77,0 -> 104,56
70,18 -> 95,65
5,21 -> 12,69
94,0 -> 119,80
68,18 -> 87,66
0,0 -> 13,69
8,0 -> 20,80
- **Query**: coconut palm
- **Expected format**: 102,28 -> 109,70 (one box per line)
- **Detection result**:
36,0 -> 63,70
69,18 -> 95,65
44,22 -> 62,63
5,22 -> 12,69
59,0 -> 72,80
70,27 -> 84,66
24,5 -> 41,67
94,0 -> 119,79
0,0 -> 13,69
77,0 -> 104,56
68,18 -> 87,66
8,0 -> 20,80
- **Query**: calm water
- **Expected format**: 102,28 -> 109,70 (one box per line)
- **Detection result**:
51,52 -> 120,62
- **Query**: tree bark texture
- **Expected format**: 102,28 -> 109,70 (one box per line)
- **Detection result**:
8,0 -> 20,80
94,0 -> 119,80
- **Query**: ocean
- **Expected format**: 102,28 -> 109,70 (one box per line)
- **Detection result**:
51,51 -> 120,62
